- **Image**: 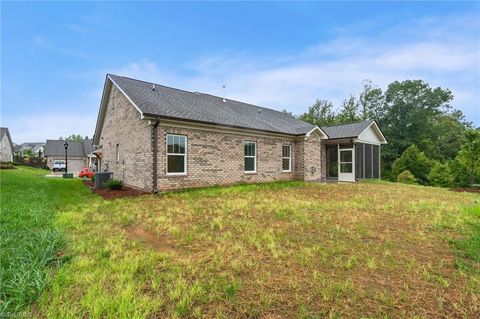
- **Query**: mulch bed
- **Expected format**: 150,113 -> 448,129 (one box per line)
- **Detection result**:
451,187 -> 480,194
83,179 -> 148,199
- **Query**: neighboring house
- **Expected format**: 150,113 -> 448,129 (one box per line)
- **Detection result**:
44,139 -> 95,175
93,74 -> 387,192
14,142 -> 45,158
0,127 -> 14,162
13,144 -> 22,156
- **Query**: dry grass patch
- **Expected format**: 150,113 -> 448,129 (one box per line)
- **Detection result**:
30,180 -> 479,318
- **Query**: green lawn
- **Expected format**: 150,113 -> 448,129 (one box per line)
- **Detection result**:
1,167 -> 479,318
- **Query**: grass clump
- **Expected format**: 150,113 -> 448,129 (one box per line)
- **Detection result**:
0,166 -> 94,316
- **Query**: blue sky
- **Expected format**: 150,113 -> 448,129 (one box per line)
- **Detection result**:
2,1 -> 479,143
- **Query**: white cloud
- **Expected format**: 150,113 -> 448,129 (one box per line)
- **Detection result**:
106,13 -> 479,124
8,12 -> 479,143
5,113 -> 96,144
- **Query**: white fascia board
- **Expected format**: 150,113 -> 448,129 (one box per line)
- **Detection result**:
107,75 -> 144,117
358,121 -> 387,144
305,126 -> 328,139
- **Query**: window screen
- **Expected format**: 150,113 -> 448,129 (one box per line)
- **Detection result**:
365,144 -> 372,179
373,145 -> 380,179
355,143 -> 364,179
326,145 -> 338,178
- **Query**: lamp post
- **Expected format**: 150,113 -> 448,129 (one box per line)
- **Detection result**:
64,141 -> 69,174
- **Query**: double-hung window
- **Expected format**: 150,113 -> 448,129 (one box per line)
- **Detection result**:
244,141 -> 256,173
282,145 -> 291,172
167,134 -> 187,175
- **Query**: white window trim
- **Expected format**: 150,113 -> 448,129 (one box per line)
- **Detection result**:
166,134 -> 187,176
244,141 -> 257,173
282,144 -> 292,172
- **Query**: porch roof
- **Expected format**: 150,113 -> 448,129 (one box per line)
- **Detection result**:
321,119 -> 374,139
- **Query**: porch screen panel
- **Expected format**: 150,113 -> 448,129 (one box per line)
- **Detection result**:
373,145 -> 380,179
326,145 -> 338,178
364,144 -> 372,179
355,143 -> 364,179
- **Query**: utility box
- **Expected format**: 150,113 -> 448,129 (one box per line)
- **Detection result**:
62,173 -> 73,179
94,172 -> 113,189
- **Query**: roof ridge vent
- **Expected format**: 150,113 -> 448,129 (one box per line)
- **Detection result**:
152,84 -> 156,91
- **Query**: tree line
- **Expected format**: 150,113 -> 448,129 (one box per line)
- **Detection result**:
295,79 -> 479,187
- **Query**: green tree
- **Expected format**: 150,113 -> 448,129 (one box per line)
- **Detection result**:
428,162 -> 454,188
391,145 -> 432,184
64,134 -> 84,142
455,130 -> 480,185
448,160 -> 470,187
336,94 -> 360,124
379,80 -> 454,172
298,99 -> 337,127
424,110 -> 470,161
359,80 -> 384,121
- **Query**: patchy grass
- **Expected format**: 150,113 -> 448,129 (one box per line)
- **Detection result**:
0,166 -> 96,316
1,168 -> 479,318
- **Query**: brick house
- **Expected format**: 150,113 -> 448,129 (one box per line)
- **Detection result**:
93,74 -> 387,192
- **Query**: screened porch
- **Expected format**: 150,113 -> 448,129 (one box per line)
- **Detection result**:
325,142 -> 381,182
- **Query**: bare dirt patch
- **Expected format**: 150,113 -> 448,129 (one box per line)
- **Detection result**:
125,226 -> 175,252
83,179 -> 147,199
451,187 -> 480,194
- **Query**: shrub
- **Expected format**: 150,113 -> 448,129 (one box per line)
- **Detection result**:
392,145 -> 432,184
104,179 -> 123,190
448,160 -> 470,188
0,162 -> 17,169
428,162 -> 454,188
397,170 -> 417,184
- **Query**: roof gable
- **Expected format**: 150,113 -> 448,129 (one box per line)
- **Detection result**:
321,119 -> 387,143
357,121 -> 387,144
321,120 -> 373,139
0,127 -> 14,151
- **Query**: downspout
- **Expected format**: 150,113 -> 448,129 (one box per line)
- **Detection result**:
149,119 -> 159,193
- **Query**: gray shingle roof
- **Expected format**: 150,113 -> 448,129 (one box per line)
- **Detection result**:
45,139 -> 93,157
83,139 -> 95,155
18,142 -> 44,151
108,74 -> 316,136
321,119 -> 374,139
